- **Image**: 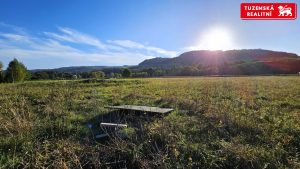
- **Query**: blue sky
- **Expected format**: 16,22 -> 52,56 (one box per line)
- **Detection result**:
0,0 -> 299,69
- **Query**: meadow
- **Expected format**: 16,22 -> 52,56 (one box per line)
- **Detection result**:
0,76 -> 300,168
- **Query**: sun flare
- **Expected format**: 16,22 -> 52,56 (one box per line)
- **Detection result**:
197,27 -> 235,51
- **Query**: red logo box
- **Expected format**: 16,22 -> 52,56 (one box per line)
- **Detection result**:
241,3 -> 297,20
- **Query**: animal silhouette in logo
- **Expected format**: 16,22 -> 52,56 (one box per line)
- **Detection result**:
278,5 -> 293,16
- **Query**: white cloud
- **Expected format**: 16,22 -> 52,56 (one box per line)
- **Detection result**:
0,22 -> 27,35
0,33 -> 29,41
44,27 -> 107,49
0,24 -> 177,69
108,40 -> 144,48
108,40 -> 178,57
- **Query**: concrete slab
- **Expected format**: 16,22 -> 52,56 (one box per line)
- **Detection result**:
106,105 -> 173,115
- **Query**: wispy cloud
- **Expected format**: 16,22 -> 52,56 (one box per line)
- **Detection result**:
0,22 -> 27,35
0,33 -> 32,43
44,27 -> 107,49
0,23 -> 178,69
108,40 -> 177,57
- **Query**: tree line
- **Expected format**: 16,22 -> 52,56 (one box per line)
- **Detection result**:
30,67 -> 168,80
0,58 -> 139,83
0,59 -> 250,83
31,68 -> 133,80
0,58 -> 284,83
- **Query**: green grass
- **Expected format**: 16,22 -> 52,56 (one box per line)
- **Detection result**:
0,76 -> 300,168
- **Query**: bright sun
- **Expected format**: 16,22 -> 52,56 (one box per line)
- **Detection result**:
197,27 -> 234,51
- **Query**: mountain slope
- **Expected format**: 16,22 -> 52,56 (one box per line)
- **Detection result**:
138,49 -> 300,74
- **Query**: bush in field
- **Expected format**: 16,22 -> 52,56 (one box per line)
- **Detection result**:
132,71 -> 148,77
122,68 -> 132,77
5,58 -> 29,83
90,71 -> 105,79
109,72 -> 122,78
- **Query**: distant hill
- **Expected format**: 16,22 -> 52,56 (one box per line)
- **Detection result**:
31,66 -> 122,73
138,49 -> 300,75
138,57 -> 170,67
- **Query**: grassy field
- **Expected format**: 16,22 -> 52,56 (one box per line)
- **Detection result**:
0,76 -> 300,168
